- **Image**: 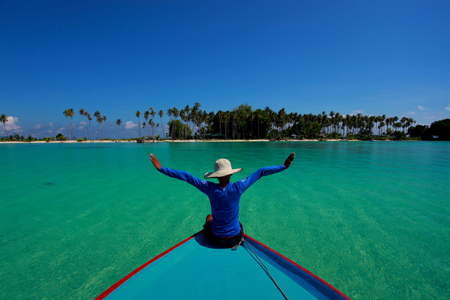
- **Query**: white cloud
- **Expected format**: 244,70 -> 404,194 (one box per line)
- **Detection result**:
408,111 -> 416,115
423,112 -> 436,120
352,110 -> 364,114
30,122 -> 58,136
348,110 -> 364,116
78,121 -> 88,126
3,116 -> 23,132
125,121 -> 138,129
418,105 -> 426,111
445,105 -> 450,111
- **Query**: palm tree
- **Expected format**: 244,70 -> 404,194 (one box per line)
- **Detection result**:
116,119 -> 122,139
144,111 -> 150,137
94,111 -> 101,139
183,105 -> 190,139
216,111 -> 223,135
277,109 -> 287,136
223,111 -> 229,139
1,113 -> 8,137
379,115 -> 386,135
86,112 -> 92,140
179,109 -> 186,140
202,110 -> 208,139
321,112 -> 328,134
167,108 -> 173,139
208,111 -> 215,123
236,113 -> 241,139
158,110 -> 165,139
249,111 -> 254,139
264,107 -> 275,135
96,115 -> 103,139
400,117 -> 410,133
149,108 -> 156,141
257,112 -> 261,139
230,111 -> 236,139
63,109 -> 70,139
406,118 -> 415,135
192,103 -> 201,137
379,121 -> 385,135
150,119 -> 155,141
173,107 -> 179,139
79,108 -> 85,138
136,111 -> 141,138
336,112 -> 342,134
102,116 -> 107,139
142,121 -> 146,138
68,108 -> 75,139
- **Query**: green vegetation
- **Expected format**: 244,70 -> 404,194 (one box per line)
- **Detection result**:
56,133 -> 66,141
1,113 -> 8,137
408,125 -> 429,138
2,107 -> 449,142
421,119 -> 450,140
168,120 -> 193,139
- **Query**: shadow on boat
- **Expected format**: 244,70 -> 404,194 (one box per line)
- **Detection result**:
193,232 -> 227,249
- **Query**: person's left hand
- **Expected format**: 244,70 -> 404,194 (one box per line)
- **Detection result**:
284,153 -> 295,169
150,153 -> 162,171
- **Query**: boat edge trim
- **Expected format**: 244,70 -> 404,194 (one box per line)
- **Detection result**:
243,233 -> 351,300
94,230 -> 203,300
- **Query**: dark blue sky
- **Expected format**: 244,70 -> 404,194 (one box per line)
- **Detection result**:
1,0 -> 449,138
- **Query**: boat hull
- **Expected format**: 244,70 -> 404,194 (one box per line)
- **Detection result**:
96,231 -> 350,300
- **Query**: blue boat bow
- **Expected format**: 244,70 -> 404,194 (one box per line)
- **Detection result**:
96,231 -> 351,300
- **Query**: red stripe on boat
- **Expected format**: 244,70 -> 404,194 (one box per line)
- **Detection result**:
95,231 -> 202,300
244,234 -> 351,300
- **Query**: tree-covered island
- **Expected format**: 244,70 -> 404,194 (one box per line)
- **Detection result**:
1,104 -> 449,141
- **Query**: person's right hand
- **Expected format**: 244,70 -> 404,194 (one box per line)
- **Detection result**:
150,153 -> 162,171
284,153 -> 295,169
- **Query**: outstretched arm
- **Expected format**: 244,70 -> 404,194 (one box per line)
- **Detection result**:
150,153 -> 162,171
149,153 -> 210,194
237,152 -> 296,193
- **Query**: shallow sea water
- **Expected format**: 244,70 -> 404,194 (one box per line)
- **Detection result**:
0,141 -> 449,299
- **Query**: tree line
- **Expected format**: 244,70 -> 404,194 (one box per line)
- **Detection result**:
3,104 -> 450,141
163,103 -> 418,140
60,103 -> 418,140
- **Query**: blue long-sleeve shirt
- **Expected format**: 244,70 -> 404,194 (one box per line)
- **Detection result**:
160,165 -> 285,237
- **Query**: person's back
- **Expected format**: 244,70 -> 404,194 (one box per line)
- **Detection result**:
150,153 -> 295,247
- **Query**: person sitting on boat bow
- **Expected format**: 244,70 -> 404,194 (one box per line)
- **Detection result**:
150,153 -> 295,248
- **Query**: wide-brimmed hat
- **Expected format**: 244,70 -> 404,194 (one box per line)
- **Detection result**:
204,159 -> 243,179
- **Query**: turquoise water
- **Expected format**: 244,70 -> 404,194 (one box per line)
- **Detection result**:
1,142 -> 449,299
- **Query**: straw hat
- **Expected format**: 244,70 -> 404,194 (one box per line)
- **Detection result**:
204,159 -> 243,179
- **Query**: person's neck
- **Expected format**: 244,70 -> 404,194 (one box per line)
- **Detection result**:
218,177 -> 230,187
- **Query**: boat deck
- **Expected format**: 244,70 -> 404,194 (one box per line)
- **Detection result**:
97,232 -> 349,300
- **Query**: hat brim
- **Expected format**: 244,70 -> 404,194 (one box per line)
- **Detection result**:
204,168 -> 243,179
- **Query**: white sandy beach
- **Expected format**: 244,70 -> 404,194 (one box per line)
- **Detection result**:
0,139 -> 355,144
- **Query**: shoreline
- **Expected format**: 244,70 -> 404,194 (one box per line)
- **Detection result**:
0,139 -> 422,144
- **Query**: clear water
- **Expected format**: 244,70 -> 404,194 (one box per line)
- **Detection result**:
1,142 -> 449,300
